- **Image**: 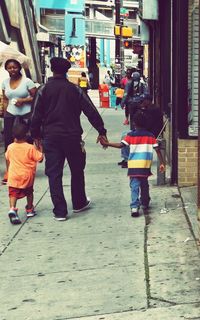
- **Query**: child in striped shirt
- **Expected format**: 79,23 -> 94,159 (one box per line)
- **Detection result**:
100,111 -> 165,217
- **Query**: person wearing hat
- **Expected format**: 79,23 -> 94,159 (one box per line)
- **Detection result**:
121,71 -> 147,126
30,57 -> 108,221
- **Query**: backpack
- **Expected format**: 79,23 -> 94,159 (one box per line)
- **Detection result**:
128,80 -> 148,106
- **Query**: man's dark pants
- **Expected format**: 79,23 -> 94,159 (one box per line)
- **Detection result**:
43,137 -> 87,218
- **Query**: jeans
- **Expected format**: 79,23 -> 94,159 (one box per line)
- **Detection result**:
121,145 -> 129,161
121,130 -> 130,161
43,137 -> 87,217
130,177 -> 150,210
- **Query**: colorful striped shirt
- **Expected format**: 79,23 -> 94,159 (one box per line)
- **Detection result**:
122,129 -> 158,177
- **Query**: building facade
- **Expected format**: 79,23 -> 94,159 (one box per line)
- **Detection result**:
140,0 -> 199,187
0,0 -> 41,82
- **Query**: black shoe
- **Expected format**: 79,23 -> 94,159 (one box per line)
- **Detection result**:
73,197 -> 91,213
121,161 -> 128,168
118,160 -> 126,166
131,209 -> 139,218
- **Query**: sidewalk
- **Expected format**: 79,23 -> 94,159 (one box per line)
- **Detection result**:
0,91 -> 200,320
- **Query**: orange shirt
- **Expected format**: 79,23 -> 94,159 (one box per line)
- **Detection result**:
5,142 -> 43,189
115,88 -> 124,98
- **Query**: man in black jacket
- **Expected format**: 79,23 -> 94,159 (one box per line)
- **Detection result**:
30,57 -> 108,221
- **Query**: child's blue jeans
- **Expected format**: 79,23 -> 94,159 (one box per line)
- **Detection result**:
130,177 -> 150,210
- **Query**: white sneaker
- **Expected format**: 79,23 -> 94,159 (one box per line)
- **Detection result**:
54,216 -> 67,221
73,197 -> 91,213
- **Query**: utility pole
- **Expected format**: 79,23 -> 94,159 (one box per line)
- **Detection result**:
115,0 -> 122,86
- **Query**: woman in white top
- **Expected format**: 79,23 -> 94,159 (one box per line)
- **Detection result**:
1,59 -> 36,183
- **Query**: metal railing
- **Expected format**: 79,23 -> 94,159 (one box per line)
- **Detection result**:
41,15 -> 139,39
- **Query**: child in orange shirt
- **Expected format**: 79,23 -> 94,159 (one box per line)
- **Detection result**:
5,121 -> 43,225
115,86 -> 124,110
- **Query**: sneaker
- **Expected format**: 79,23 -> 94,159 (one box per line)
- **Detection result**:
26,206 -> 36,218
131,208 -> 139,218
121,161 -> 128,168
123,119 -> 129,125
73,197 -> 91,213
54,216 -> 67,221
118,159 -> 126,166
8,209 -> 21,225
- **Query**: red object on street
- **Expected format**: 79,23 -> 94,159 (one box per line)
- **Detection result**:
99,84 -> 110,108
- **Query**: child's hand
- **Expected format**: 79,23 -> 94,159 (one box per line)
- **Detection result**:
159,163 -> 165,172
99,136 -> 109,146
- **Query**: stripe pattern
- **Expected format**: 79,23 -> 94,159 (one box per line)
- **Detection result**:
122,129 -> 158,177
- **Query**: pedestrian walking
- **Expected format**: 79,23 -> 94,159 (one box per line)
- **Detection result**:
30,57 -> 108,221
103,70 -> 115,88
118,94 -> 163,168
78,71 -> 90,95
120,68 -> 134,125
5,121 -> 43,225
121,71 -> 147,125
100,111 -> 165,217
114,85 -> 124,110
1,58 -> 37,184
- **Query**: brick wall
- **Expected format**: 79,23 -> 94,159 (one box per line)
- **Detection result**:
178,139 -> 198,186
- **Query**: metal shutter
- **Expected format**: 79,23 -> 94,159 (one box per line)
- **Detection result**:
188,4 -> 199,136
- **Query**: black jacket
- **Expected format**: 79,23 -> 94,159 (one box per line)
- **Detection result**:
30,76 -> 107,139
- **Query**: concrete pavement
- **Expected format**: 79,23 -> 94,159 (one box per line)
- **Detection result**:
0,90 -> 200,320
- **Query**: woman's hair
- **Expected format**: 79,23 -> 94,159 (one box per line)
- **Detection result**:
5,59 -> 22,71
81,72 -> 86,77
12,122 -> 28,140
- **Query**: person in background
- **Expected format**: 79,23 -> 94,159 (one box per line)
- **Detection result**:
103,70 -> 115,88
100,111 -> 165,217
120,68 -> 134,125
5,121 -> 43,225
120,68 -> 134,89
1,59 -> 37,184
114,85 -> 124,110
78,71 -> 90,95
30,57 -> 108,222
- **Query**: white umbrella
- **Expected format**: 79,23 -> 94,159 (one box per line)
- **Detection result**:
0,41 -> 31,69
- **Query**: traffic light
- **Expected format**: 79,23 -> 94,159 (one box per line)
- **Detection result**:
123,40 -> 132,49
121,26 -> 133,37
